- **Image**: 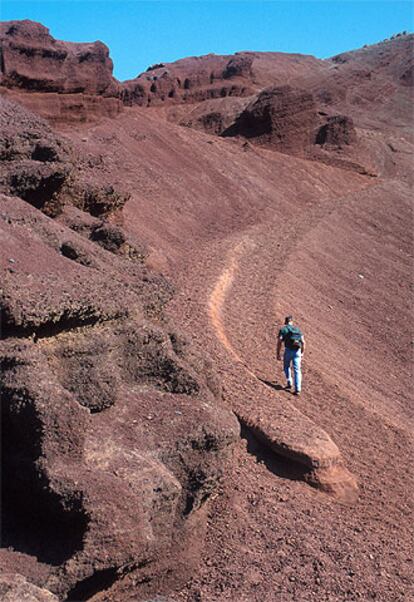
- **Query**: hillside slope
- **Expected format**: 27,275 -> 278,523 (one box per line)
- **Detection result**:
0,21 -> 413,602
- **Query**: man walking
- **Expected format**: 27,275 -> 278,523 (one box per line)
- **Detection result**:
276,315 -> 305,395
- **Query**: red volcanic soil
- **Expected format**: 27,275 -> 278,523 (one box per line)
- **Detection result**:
1,21 -> 413,602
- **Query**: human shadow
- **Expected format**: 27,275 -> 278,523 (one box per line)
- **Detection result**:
257,377 -> 285,391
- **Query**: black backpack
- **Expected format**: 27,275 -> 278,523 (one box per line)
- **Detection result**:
285,325 -> 302,349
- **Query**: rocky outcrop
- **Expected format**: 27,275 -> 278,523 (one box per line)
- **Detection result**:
0,20 -> 122,122
0,190 -> 238,599
190,110 -> 227,134
222,55 -> 253,79
0,21 -> 253,119
0,96 -> 71,214
315,115 -> 358,147
176,96 -> 248,135
0,574 -> 58,602
0,20 -> 119,95
0,22 -> 254,116
122,49 -> 327,110
1,23 -> 413,601
0,97 -> 238,599
222,85 -> 318,154
122,72 -> 253,108
1,20 -> 412,130
0,97 -> 129,217
122,54 -> 230,107
0,20 -> 327,115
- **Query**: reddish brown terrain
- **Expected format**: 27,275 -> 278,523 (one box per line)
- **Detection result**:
0,20 -> 413,602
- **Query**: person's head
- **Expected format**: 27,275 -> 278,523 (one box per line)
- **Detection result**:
284,315 -> 293,325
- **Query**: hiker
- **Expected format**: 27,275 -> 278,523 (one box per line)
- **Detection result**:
276,315 -> 305,395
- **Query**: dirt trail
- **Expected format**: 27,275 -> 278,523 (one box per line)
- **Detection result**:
207,232 -> 358,501
208,237 -> 256,369
40,98 -> 411,601
168,174 -> 413,601
2,25 -> 413,602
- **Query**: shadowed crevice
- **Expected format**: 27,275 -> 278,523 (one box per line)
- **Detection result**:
0,385 -> 88,565
0,309 -> 122,342
65,568 -> 119,602
237,417 -> 309,482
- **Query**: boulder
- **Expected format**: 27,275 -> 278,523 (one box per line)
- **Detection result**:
222,85 -> 318,154
222,55 -> 253,79
316,115 -> 358,147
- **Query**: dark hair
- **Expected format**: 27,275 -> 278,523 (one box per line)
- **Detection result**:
284,315 -> 293,324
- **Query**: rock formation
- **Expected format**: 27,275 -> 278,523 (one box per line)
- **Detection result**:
315,114 -> 358,147
0,20 -> 413,602
0,20 -> 118,95
0,97 -> 130,217
0,574 -> 58,602
222,85 -> 319,154
0,20 -> 122,122
0,95 -> 239,599
222,55 -> 254,79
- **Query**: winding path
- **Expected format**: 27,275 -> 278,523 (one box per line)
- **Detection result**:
207,230 -> 358,502
172,181 -> 395,502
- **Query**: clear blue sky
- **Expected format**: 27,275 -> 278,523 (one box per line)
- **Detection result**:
1,1 -> 412,81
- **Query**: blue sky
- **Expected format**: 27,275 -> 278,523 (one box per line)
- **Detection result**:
1,1 -> 412,81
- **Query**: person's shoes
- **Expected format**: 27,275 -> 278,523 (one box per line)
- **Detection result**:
285,383 -> 292,390
294,391 -> 301,396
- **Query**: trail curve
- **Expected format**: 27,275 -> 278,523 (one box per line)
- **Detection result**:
208,236 -> 359,504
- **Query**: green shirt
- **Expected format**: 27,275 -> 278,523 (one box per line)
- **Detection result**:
278,325 -> 303,350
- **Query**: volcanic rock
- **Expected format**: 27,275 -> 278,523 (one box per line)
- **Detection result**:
222,85 -> 318,154
222,55 -> 254,79
315,115 -> 358,147
0,192 -> 238,598
0,97 -> 68,162
90,222 -> 127,253
0,96 -> 130,217
121,49 -> 325,109
6,161 -> 68,213
0,97 -> 72,214
0,20 -> 122,122
1,21 -> 413,602
0,20 -> 119,95
192,110 -> 227,135
0,95 -> 239,598
0,574 -> 58,602
176,96 -> 248,135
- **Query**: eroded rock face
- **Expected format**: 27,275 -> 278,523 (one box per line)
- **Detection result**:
316,115 -> 357,147
222,85 -> 318,154
0,192 -> 238,599
0,97 -> 71,214
0,20 -> 122,123
222,55 -> 253,79
0,574 -> 58,602
0,97 -> 130,217
0,94 -> 238,598
121,51 -> 258,108
0,20 -> 119,96
178,96 -> 248,136
0,98 -> 68,163
0,21 -> 255,117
